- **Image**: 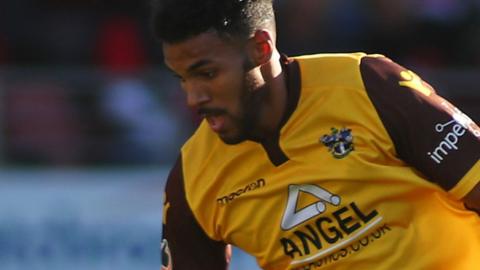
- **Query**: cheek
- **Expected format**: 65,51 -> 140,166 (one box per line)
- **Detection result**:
243,71 -> 262,93
215,70 -> 248,102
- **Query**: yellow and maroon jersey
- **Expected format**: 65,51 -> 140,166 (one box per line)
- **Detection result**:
162,53 -> 480,270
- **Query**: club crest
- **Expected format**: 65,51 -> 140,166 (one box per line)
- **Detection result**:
321,127 -> 354,159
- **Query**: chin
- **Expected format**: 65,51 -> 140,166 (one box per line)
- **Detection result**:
218,133 -> 247,145
217,120 -> 251,145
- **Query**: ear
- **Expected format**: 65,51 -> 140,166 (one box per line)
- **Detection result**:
248,30 -> 274,66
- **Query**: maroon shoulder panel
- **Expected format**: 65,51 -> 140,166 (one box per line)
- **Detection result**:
162,156 -> 229,269
360,56 -> 480,191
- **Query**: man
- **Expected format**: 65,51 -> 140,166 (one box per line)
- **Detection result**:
152,0 -> 480,269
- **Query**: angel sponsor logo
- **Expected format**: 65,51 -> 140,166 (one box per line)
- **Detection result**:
280,202 -> 381,262
216,178 -> 265,205
290,224 -> 391,270
279,184 -> 386,266
428,120 -> 466,164
281,184 -> 341,231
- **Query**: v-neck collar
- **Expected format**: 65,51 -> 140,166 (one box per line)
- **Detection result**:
260,54 -> 301,166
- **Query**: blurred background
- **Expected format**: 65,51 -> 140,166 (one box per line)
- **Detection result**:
0,0 -> 478,269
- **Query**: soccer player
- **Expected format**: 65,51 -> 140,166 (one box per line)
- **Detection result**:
152,0 -> 480,269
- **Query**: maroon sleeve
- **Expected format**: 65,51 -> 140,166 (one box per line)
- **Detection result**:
360,56 -> 480,191
161,155 -> 229,270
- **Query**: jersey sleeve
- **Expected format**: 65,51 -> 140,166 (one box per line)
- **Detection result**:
360,56 -> 480,199
161,155 -> 230,269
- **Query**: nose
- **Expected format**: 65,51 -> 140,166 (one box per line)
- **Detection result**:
183,82 -> 210,108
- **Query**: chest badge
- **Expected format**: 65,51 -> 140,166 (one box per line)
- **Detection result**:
321,127 -> 354,159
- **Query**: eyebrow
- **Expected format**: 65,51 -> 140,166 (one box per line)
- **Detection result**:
165,59 -> 213,77
187,59 -> 213,73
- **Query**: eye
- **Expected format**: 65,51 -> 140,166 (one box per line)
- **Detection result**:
173,74 -> 186,83
199,70 -> 216,79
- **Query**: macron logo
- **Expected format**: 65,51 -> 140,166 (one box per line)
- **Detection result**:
427,120 -> 466,164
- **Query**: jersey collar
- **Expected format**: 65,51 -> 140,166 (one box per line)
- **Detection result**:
260,54 -> 301,166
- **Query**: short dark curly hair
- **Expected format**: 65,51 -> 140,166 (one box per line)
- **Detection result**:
151,0 -> 275,43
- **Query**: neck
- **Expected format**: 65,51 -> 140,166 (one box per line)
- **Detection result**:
251,50 -> 288,141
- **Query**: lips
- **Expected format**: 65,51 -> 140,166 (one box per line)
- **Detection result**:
206,114 -> 225,133
198,108 -> 227,133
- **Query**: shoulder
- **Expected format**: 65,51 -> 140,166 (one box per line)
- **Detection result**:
358,55 -> 429,92
293,52 -> 382,90
356,55 -> 480,196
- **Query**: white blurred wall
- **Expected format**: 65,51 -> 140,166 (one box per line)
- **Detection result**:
0,168 -> 260,270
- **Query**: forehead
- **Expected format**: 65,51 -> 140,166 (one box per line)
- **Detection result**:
163,31 -> 243,70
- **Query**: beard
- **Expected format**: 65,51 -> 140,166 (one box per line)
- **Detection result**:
219,60 -> 267,145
